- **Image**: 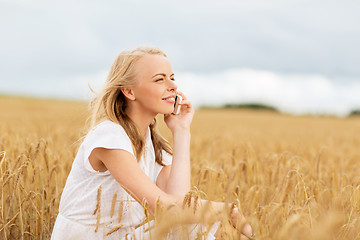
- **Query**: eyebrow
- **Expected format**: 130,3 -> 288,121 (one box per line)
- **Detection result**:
152,73 -> 175,78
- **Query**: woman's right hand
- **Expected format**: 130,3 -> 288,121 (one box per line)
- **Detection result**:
164,91 -> 194,134
231,207 -> 254,239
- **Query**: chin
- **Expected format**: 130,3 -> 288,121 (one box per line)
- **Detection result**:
160,107 -> 174,115
155,104 -> 174,115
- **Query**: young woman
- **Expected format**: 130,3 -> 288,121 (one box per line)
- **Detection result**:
51,46 -> 253,239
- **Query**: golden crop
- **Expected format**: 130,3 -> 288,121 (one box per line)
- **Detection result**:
1,96 -> 359,239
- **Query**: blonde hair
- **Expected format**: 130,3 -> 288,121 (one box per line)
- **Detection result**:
88,46 -> 172,165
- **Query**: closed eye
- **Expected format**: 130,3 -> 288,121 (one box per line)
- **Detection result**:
155,78 -> 175,82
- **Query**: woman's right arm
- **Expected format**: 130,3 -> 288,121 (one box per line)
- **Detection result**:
90,147 -> 252,237
90,147 -> 181,210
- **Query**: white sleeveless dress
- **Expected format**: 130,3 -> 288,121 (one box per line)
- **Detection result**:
51,120 -> 219,239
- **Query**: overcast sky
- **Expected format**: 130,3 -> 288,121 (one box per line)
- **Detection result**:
0,0 -> 359,116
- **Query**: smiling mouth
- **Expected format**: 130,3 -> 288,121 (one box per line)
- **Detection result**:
162,97 -> 175,101
162,96 -> 176,104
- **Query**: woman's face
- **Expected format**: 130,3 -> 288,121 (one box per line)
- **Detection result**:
131,54 -> 178,115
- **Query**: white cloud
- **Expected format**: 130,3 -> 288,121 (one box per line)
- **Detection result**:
177,69 -> 360,116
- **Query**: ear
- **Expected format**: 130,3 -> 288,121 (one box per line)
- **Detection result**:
120,87 -> 136,101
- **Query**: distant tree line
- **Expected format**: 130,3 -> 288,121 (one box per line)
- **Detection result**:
200,103 -> 279,112
349,109 -> 360,116
223,103 -> 278,112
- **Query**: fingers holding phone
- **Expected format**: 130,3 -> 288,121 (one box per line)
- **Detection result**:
164,91 -> 194,132
172,91 -> 193,115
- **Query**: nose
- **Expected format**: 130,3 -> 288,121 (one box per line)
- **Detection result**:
167,79 -> 177,92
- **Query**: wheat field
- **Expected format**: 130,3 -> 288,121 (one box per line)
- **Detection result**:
0,95 -> 359,239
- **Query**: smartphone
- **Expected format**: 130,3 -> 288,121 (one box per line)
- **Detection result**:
172,95 -> 182,115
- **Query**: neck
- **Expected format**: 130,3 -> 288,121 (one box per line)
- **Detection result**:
125,104 -> 156,138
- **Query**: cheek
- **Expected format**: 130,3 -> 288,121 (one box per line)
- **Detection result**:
138,87 -> 162,103
149,86 -> 164,97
